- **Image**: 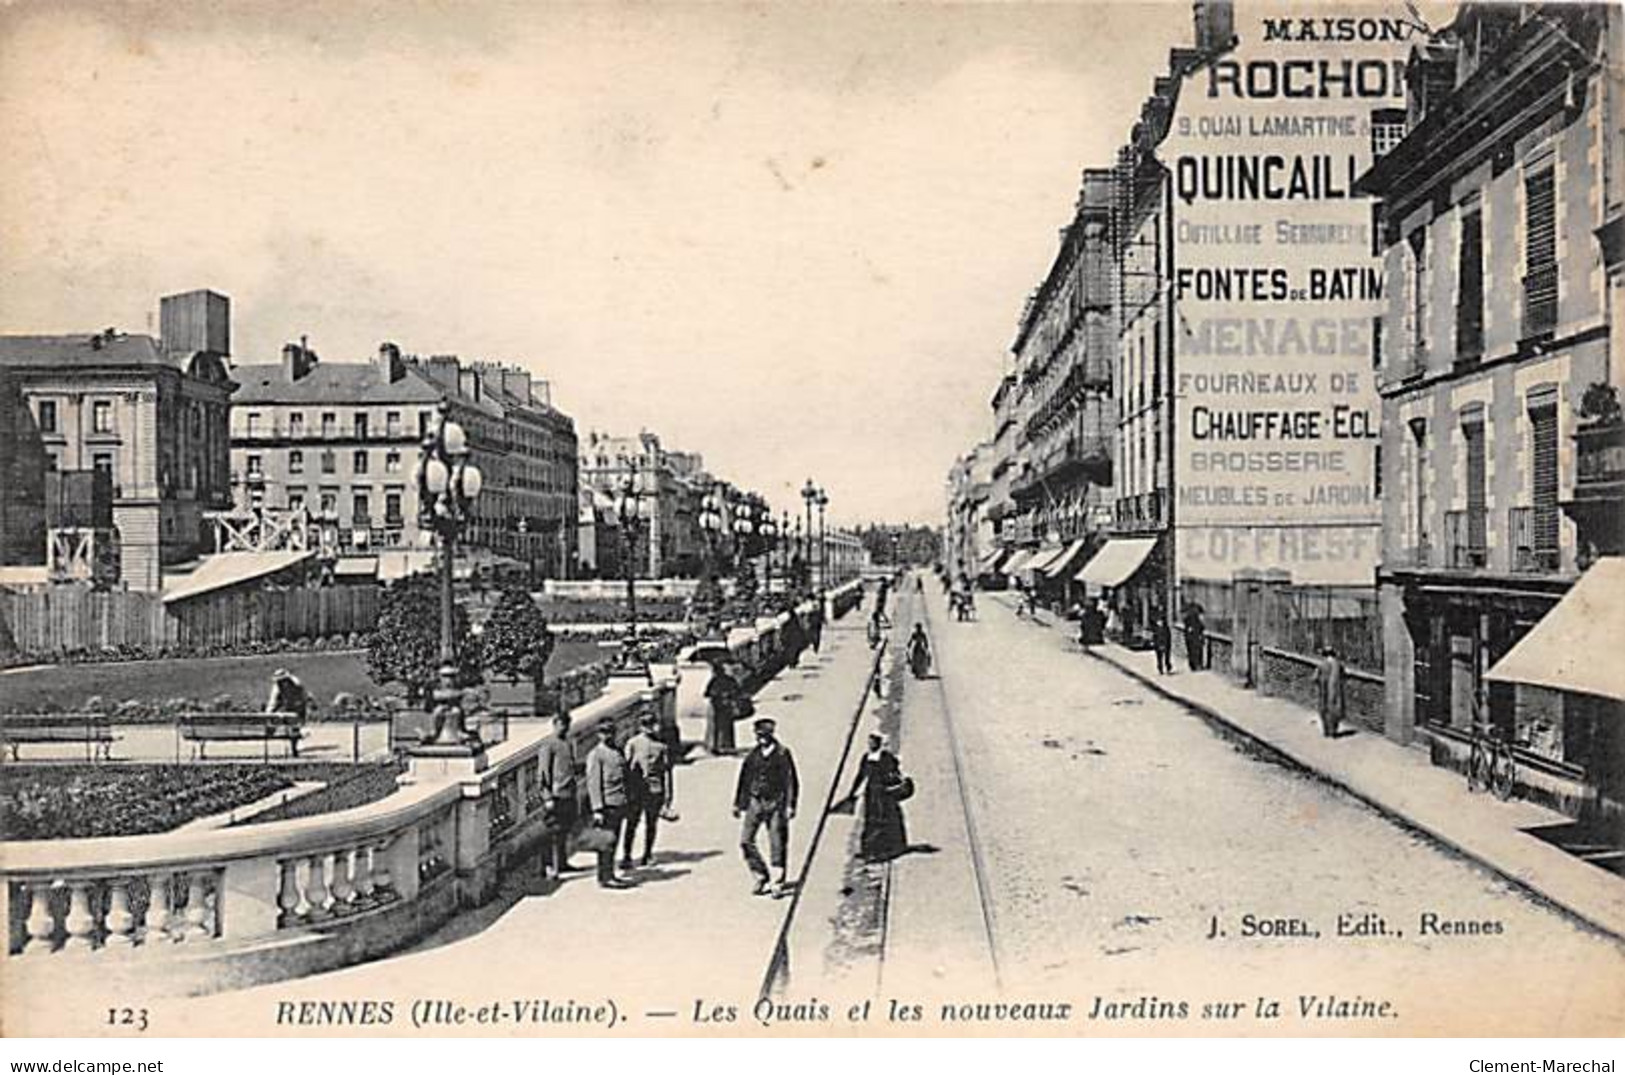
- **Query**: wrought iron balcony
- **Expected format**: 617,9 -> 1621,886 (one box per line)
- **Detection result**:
1508,506 -> 1560,572
1446,508 -> 1487,569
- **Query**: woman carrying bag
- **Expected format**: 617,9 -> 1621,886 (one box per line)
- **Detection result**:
839,732 -> 911,863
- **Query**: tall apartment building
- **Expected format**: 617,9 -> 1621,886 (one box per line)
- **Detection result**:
1004,168 -> 1118,594
230,345 -> 578,576
1361,3 -> 1623,821
0,290 -> 236,591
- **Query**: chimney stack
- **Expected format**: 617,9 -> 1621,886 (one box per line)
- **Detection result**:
1193,0 -> 1234,53
160,289 -> 231,356
376,342 -> 404,384
281,342 -> 317,382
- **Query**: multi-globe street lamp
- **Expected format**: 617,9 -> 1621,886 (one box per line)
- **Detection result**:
696,486 -> 725,636
800,478 -> 819,594
614,465 -> 654,674
815,487 -> 829,589
416,402 -> 484,749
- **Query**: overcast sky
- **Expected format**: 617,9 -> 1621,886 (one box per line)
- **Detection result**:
0,0 -> 1192,526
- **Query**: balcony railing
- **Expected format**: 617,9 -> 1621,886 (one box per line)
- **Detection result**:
1508,506 -> 1559,572
1522,264 -> 1558,340
1446,508 -> 1487,569
1114,490 -> 1166,532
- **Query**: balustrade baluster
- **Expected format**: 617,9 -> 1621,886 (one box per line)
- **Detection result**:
142,872 -> 173,943
352,845 -> 376,904
63,881 -> 97,951
104,879 -> 135,947
23,883 -> 56,955
372,838 -> 394,894
180,873 -> 211,939
330,849 -> 356,912
305,854 -> 330,917
277,860 -> 303,924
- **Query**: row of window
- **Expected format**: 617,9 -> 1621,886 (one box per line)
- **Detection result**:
242,409 -> 428,440
1402,388 -> 1561,570
34,399 -> 116,435
1399,157 -> 1557,371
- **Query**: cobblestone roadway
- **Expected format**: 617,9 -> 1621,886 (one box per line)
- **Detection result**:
890,584 -> 1623,1035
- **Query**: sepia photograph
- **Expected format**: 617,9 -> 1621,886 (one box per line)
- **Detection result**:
1,0 -> 1623,1044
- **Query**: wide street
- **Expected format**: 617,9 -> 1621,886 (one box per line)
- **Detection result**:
880,584 -> 1625,1035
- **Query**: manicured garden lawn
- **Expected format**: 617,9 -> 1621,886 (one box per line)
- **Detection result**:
0,640 -> 615,714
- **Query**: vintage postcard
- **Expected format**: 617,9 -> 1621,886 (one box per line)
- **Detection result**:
1,0 -> 1623,1040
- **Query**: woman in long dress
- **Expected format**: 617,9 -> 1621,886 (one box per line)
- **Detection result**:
844,732 -> 908,863
702,659 -> 740,755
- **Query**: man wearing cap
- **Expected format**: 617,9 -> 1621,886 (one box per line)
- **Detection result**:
585,721 -> 635,889
622,708 -> 673,869
733,716 -> 799,897
534,712 -> 585,879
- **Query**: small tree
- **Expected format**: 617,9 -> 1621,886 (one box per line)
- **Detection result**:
367,573 -> 482,705
482,583 -> 555,685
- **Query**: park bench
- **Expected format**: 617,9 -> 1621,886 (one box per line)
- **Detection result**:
179,711 -> 305,760
0,714 -> 116,762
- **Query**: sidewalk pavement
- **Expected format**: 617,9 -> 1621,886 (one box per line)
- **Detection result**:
182,615 -> 877,1028
988,592 -> 1625,946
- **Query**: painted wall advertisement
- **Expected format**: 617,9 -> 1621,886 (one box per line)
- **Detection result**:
1166,3 -> 1415,584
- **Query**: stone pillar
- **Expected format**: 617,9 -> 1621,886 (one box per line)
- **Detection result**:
454,794 -> 494,908
219,856 -> 283,941
1229,569 -> 1261,686
1380,580 -> 1417,745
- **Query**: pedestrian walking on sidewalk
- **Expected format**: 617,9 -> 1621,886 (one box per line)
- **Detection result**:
1182,605 -> 1207,672
808,604 -> 825,654
734,716 -> 799,897
535,713 -> 585,878
623,709 -> 673,868
906,623 -> 932,679
703,658 -> 742,756
1151,611 -> 1173,675
841,732 -> 910,863
585,722 -> 634,889
1316,647 -> 1346,738
782,611 -> 808,668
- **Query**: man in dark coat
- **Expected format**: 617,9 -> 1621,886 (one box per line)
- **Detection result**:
734,717 -> 799,897
534,713 -> 584,878
1183,605 -> 1207,672
1151,611 -> 1173,675
585,722 -> 634,889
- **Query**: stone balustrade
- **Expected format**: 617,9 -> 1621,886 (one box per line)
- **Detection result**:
1,675 -> 675,997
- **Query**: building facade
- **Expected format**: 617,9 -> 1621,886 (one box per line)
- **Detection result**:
231,345 -> 578,576
0,290 -> 236,591
1006,168 -> 1118,596
1362,3 -> 1624,820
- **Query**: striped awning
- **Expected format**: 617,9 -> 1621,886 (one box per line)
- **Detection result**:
1042,539 -> 1090,579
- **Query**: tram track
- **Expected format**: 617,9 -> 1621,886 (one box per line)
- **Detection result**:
881,581 -> 1006,995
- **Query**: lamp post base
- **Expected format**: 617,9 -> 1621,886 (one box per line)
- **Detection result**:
404,743 -> 490,782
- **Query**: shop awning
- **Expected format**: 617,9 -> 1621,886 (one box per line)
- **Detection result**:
162,550 -> 313,604
1002,549 -> 1039,575
1075,537 -> 1157,589
1025,545 -> 1066,574
1486,558 -> 1625,703
1042,538 -> 1090,579
976,547 -> 1005,571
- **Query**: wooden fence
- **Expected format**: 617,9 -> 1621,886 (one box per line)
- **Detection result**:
0,585 -> 381,656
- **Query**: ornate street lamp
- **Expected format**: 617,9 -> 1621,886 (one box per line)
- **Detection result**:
779,510 -> 791,590
695,486 -> 725,636
815,487 -> 829,589
800,478 -> 818,591
614,465 -> 653,677
416,402 -> 484,750
760,510 -> 777,596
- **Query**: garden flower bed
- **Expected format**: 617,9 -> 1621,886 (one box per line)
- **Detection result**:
1,765 -> 296,841
0,762 -> 405,841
